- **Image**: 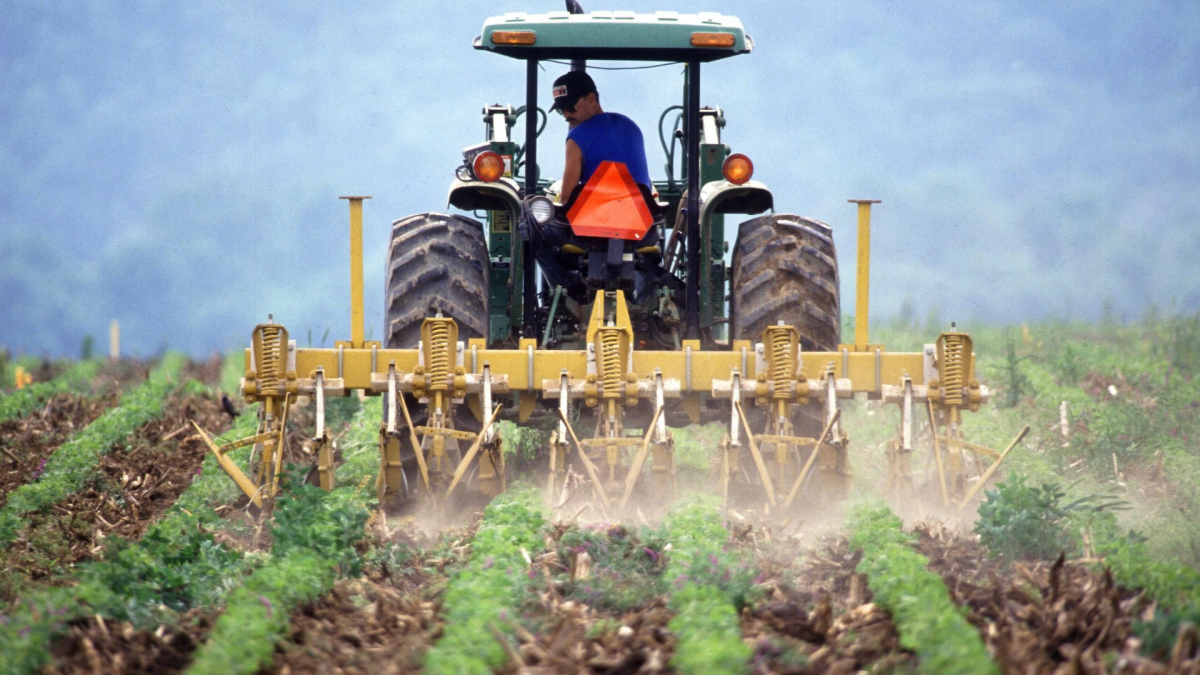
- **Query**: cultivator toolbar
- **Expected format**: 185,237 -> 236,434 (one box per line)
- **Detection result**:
187,199 -> 1025,516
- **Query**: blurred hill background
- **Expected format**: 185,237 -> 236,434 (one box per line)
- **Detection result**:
1,0 -> 1197,357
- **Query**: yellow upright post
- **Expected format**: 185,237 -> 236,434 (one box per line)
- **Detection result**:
109,319 -> 120,360
848,200 -> 880,351
340,196 -> 371,349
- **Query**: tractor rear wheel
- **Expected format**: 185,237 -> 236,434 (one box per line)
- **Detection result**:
730,213 -> 840,351
385,212 -> 489,347
384,212 -> 489,499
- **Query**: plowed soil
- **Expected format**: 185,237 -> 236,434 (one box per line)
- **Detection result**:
183,354 -> 225,388
912,523 -> 1200,675
91,358 -> 151,392
2,393 -> 231,597
0,392 -> 117,504
44,612 -> 212,675
743,534 -> 914,675
258,526 -> 472,675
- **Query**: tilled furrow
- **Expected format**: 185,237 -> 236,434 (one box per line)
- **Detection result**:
910,522 -> 1199,675
0,393 -> 116,504
2,393 -> 230,600
742,536 -> 915,674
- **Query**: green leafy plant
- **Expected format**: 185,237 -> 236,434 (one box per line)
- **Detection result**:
424,488 -> 546,675
185,472 -> 370,675
559,524 -> 666,612
975,472 -> 1127,562
849,502 -> 999,675
1135,602 -> 1200,660
658,497 -> 753,675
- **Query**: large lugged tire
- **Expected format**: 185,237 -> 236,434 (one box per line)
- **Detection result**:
730,214 -> 840,351
385,213 -> 488,347
729,214 -> 843,506
383,213 -> 489,502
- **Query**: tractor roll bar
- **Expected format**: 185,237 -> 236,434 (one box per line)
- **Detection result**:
523,59 -> 539,338
684,61 -> 701,340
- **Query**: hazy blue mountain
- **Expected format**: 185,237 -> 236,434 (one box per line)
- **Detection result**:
2,0 -> 1196,356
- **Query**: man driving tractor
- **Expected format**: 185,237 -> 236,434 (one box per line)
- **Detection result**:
550,70 -> 652,202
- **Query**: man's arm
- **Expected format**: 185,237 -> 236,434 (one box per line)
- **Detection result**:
559,139 -> 583,204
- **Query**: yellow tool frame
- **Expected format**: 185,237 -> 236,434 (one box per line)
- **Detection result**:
199,198 -> 1020,513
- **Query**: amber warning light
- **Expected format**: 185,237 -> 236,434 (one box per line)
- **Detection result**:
473,151 -> 506,182
722,154 -> 754,185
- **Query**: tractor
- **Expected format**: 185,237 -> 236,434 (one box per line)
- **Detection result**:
196,4 -> 1024,519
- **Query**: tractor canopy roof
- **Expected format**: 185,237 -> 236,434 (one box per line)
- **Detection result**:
475,10 -> 751,62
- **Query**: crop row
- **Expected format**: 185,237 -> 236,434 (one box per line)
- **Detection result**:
163,392 -> 380,674
658,498 -> 754,674
847,502 -> 999,675
0,377 -> 387,675
0,353 -> 186,546
1095,531 -> 1200,652
424,488 -> 547,675
186,478 -> 371,675
0,359 -> 101,424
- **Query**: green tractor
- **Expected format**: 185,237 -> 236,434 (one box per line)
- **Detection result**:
212,5 -> 1002,517
383,6 -> 842,505
388,7 -> 838,357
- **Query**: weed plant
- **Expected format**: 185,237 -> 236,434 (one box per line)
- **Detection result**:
557,523 -> 667,612
975,472 -> 1127,562
848,502 -> 999,675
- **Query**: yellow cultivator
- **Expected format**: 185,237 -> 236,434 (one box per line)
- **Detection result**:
195,197 -> 1021,516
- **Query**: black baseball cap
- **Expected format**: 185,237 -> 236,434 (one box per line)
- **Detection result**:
549,71 -> 597,111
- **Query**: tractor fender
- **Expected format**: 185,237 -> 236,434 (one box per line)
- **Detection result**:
698,179 -> 773,223
447,177 -> 523,217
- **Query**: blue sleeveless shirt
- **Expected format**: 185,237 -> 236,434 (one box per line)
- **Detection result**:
567,112 -> 652,188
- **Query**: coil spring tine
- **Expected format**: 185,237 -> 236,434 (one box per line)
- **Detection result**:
599,328 -> 621,397
259,326 -> 281,396
427,321 -> 451,389
942,334 -> 965,406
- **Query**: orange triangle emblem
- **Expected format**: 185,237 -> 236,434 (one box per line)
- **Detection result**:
566,161 -> 653,240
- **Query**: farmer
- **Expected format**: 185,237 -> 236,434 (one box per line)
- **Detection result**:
551,70 -> 652,202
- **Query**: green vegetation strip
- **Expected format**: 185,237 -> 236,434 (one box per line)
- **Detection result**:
185,393 -> 381,675
847,502 -> 999,675
0,392 -> 383,675
660,497 -> 754,675
0,360 -> 102,424
185,479 -> 370,675
1096,534 -> 1200,654
0,354 -> 186,545
424,488 -> 547,675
